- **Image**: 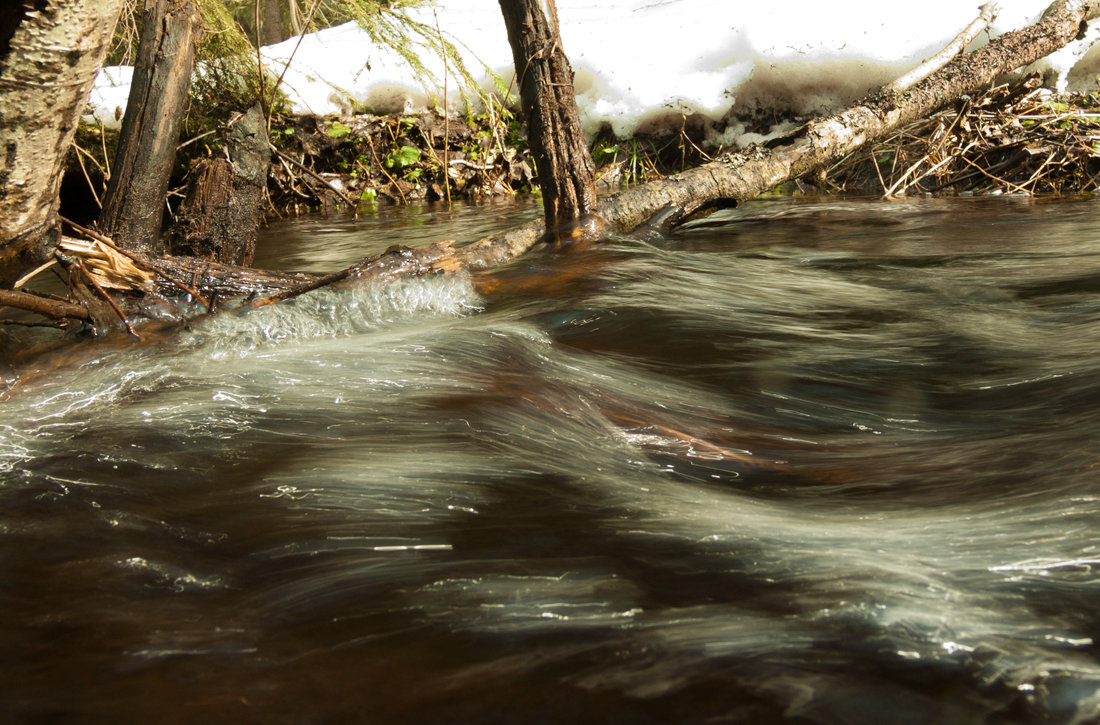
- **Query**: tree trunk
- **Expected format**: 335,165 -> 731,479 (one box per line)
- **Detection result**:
169,104 -> 271,266
0,0 -> 125,287
99,0 -> 202,255
498,0 -> 599,245
262,0 -> 284,46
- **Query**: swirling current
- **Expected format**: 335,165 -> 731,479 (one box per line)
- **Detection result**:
3,196 -> 1100,724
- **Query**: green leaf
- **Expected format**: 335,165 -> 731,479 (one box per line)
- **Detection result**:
385,144 -> 421,169
326,121 -> 352,139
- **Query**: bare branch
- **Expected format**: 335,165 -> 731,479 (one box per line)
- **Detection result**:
886,3 -> 1000,93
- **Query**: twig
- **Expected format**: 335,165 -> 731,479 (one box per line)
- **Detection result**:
13,259 -> 58,289
884,145 -> 947,196
176,129 -> 217,152
254,0 -> 269,117
433,7 -> 452,210
73,146 -> 102,208
1,319 -> 65,329
365,134 -> 408,204
269,143 -> 361,207
99,115 -> 111,182
958,153 -> 1032,194
887,3 -> 1000,93
871,149 -> 888,193
264,0 -> 324,132
67,253 -> 140,338
903,142 -> 975,192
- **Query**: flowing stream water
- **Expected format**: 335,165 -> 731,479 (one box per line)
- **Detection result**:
4,195 -> 1100,724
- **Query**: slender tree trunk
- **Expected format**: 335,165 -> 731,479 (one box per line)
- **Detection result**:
0,0 -> 124,287
498,0 -> 599,245
262,0 -> 284,45
99,0 -> 202,254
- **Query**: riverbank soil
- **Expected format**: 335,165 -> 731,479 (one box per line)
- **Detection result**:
60,74 -> 1100,226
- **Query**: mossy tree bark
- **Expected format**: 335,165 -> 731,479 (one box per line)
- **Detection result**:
0,0 -> 124,287
99,0 -> 202,255
499,0 -> 599,245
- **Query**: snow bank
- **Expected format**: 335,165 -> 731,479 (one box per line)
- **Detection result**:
86,0 -> 1100,145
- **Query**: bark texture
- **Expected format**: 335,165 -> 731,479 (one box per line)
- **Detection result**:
169,105 -> 270,266
99,0 -> 202,254
262,0 -> 283,45
0,0 -> 124,286
499,0 -> 598,244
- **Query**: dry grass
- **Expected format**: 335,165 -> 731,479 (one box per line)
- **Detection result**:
827,75 -> 1100,196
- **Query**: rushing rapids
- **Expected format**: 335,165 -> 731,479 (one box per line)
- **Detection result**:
3,195 -> 1100,723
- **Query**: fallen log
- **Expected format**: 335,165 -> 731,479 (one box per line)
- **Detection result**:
457,0 -> 1100,270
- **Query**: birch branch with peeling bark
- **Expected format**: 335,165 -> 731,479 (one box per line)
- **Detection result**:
885,3 -> 1001,93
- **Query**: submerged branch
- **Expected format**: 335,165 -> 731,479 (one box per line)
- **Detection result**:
0,289 -> 91,323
